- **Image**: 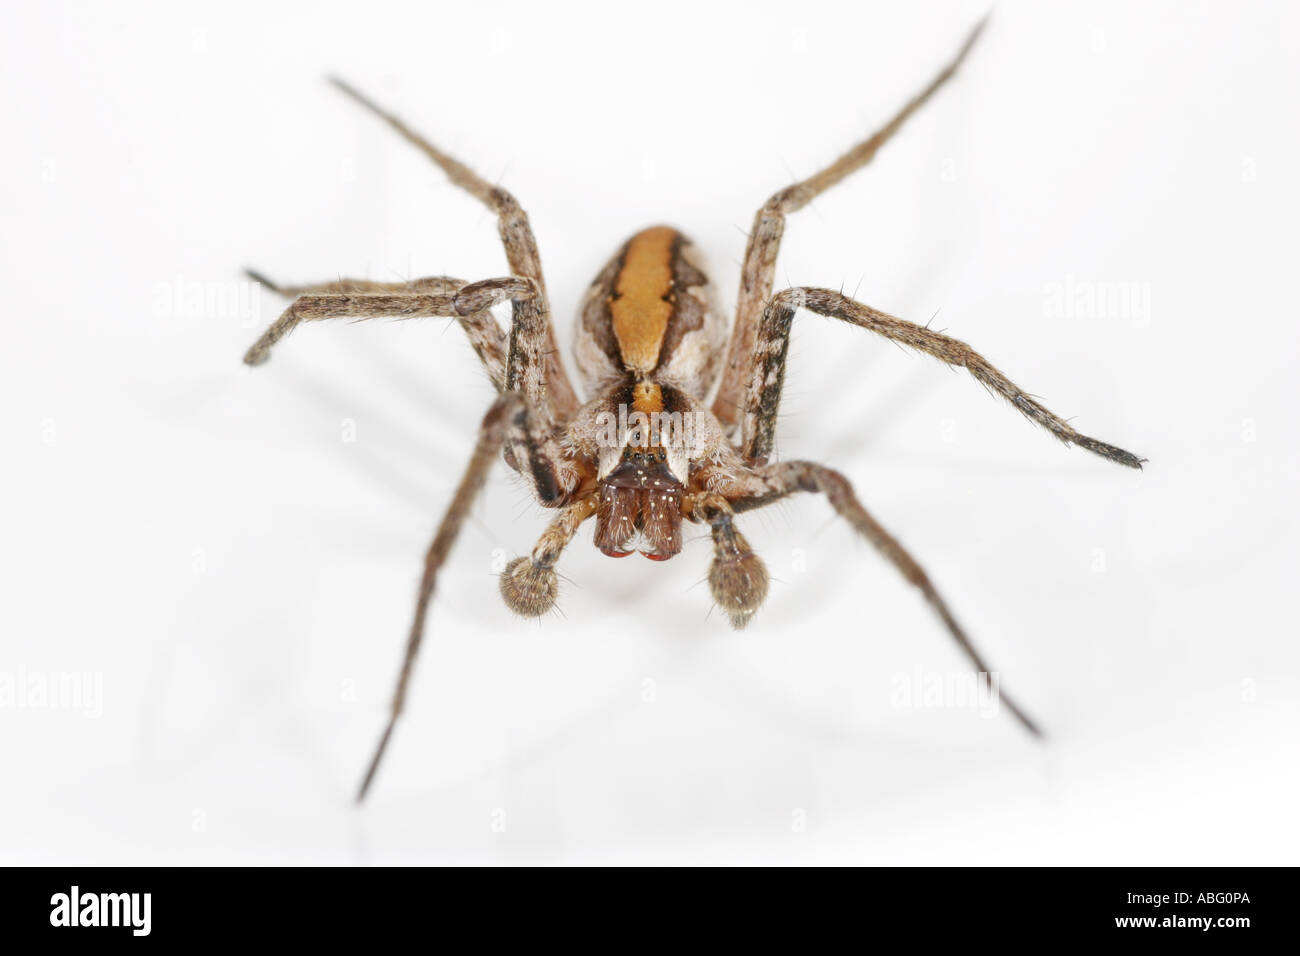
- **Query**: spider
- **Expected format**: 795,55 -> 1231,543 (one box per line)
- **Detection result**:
243,19 -> 1143,802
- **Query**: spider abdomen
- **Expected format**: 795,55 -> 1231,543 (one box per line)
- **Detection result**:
574,226 -> 726,399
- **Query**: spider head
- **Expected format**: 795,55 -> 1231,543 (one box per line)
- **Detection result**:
593,445 -> 684,560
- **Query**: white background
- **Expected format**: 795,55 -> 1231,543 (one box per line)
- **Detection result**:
3,0 -> 1297,865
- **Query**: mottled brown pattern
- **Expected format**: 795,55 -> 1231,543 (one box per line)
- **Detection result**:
354,392 -> 533,801
712,19 -> 988,428
575,253 -> 626,393
243,19 -> 1145,801
575,227 -> 718,397
328,77 -> 579,430
244,271 -> 509,390
742,288 -> 1145,469
654,237 -> 714,390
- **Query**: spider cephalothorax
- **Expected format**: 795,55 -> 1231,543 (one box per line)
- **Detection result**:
504,223 -> 756,593
244,18 -> 1143,801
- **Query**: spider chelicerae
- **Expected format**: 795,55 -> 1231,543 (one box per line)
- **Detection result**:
244,19 -> 1143,801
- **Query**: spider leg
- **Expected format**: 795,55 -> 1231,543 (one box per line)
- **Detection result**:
499,495 -> 599,617
724,460 -> 1043,738
243,275 -> 574,504
328,77 -> 580,424
357,391 -> 569,802
242,275 -> 532,366
244,273 -> 451,297
741,287 -> 1144,468
245,271 -> 507,391
713,17 -> 988,427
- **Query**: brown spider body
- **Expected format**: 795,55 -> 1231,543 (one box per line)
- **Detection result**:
244,20 -> 1144,800
573,225 -> 727,562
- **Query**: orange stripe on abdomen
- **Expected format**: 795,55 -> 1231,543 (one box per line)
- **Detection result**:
610,226 -> 677,375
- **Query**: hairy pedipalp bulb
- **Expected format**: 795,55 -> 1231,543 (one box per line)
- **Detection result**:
499,556 -> 559,617
707,519 -> 769,629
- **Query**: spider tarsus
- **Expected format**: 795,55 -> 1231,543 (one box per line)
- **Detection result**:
499,556 -> 559,617
243,268 -> 281,294
355,717 -> 396,805
326,74 -> 360,100
327,75 -> 385,120
997,688 -> 1046,741
242,344 -> 271,367
1076,435 -> 1146,469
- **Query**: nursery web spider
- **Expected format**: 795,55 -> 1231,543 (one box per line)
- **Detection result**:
244,19 -> 1143,802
